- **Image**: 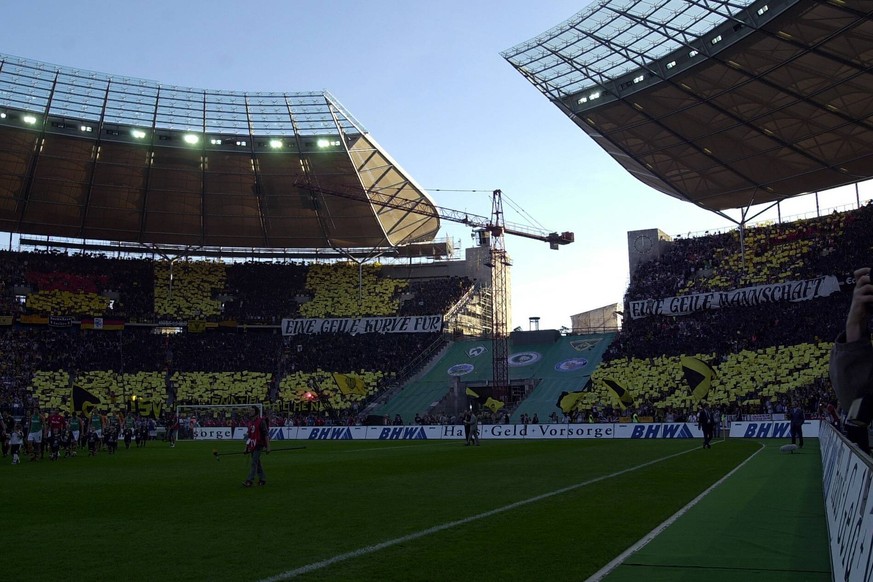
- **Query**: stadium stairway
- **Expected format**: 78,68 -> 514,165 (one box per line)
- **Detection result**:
373,331 -> 614,424
368,339 -> 455,423
508,332 -> 614,422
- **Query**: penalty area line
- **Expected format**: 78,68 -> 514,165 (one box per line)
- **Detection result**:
257,444 -> 704,581
585,441 -> 766,582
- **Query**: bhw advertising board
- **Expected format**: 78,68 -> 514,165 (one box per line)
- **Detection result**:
194,423 -> 717,441
194,422 -> 822,441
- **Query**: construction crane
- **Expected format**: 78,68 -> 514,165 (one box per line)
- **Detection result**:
295,181 -> 574,405
471,189 -> 576,403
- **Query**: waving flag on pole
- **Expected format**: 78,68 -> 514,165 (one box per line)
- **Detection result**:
483,397 -> 505,414
556,377 -> 592,414
465,387 -> 505,413
556,391 -> 585,414
333,373 -> 367,396
72,386 -> 101,415
603,378 -> 634,410
680,356 -> 716,402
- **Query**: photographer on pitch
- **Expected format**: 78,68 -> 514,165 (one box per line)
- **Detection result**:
829,267 -> 873,454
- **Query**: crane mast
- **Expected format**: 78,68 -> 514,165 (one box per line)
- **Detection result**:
295,180 -> 574,410
486,190 -> 510,403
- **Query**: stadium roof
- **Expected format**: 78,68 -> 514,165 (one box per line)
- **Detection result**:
0,54 -> 440,251
502,0 -> 873,215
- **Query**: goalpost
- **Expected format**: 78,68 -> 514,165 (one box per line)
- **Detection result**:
175,403 -> 263,441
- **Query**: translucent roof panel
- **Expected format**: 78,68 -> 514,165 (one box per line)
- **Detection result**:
0,54 -> 440,250
502,0 -> 873,213
0,54 -> 367,137
502,0 -> 758,99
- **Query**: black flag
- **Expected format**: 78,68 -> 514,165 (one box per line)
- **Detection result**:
72,386 -> 101,415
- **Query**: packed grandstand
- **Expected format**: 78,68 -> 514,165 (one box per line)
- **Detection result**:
0,198 -> 868,432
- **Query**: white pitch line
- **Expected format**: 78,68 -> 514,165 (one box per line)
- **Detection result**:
585,441 -> 766,581
257,444 -> 706,582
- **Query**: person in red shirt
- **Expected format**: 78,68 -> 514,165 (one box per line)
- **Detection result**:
167,414 -> 179,448
243,407 -> 270,488
47,409 -> 65,435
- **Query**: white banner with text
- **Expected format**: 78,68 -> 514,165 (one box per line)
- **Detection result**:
281,315 -> 443,336
628,276 -> 840,319
728,420 -> 820,438
192,423 -> 725,441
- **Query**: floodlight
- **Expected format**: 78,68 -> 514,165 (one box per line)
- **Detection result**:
316,138 -> 330,148
0,112 -> 6,119
183,134 -> 199,145
131,129 -> 147,139
269,139 -> 283,149
23,115 -> 37,124
80,125 -> 92,132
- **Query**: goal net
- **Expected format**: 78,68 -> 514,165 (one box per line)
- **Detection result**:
175,403 -> 263,441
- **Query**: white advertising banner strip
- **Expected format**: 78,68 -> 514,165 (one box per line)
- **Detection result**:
193,427 -> 235,440
482,424 -> 615,440
819,422 -> 873,581
613,423 -> 703,439
195,423 -> 713,441
194,422 -> 828,442
281,315 -> 443,336
728,420 -> 821,438
628,275 -> 840,319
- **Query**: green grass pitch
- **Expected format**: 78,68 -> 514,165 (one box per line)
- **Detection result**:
1,438 -> 761,581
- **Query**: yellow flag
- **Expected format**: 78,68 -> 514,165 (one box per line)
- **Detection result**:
680,356 -> 716,402
604,378 -> 634,410
333,373 -> 366,396
483,397 -> 505,414
556,391 -> 584,414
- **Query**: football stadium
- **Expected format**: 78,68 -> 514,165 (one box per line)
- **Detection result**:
1,1 -> 872,580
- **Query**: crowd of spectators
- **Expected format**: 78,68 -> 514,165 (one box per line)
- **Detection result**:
221,261 -> 308,323
0,252 -> 474,325
0,253 -> 474,421
0,249 -> 153,320
591,203 -> 873,421
398,277 -> 474,316
3,200 -> 870,427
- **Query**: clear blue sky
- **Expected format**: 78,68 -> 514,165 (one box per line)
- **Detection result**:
4,1 -> 870,330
